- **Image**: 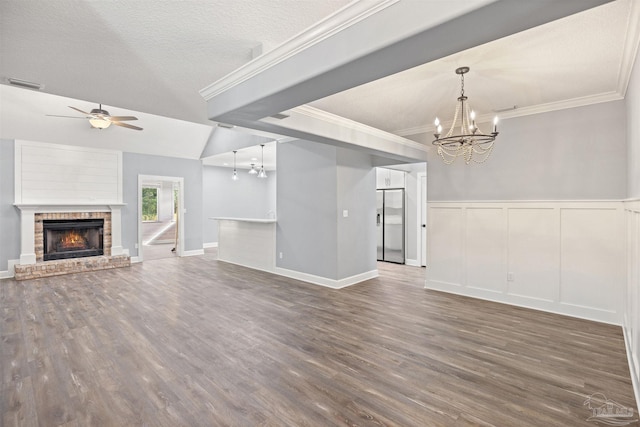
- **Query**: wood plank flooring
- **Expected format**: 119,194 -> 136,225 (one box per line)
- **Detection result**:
1,250 -> 636,426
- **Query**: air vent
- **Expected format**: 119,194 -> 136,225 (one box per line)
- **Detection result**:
7,77 -> 44,90
493,105 -> 518,113
270,113 -> 290,120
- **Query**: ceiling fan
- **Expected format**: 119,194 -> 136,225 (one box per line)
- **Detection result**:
47,104 -> 143,131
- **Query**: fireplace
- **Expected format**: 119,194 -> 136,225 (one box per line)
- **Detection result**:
43,219 -> 104,261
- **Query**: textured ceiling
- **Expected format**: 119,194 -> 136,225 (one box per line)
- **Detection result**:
0,0 -> 351,124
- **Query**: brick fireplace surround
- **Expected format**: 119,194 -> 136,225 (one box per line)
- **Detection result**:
13,205 -> 130,281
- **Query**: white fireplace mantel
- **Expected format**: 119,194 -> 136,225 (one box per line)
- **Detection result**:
14,203 -> 126,265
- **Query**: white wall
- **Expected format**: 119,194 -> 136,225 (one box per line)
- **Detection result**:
427,201 -> 624,324
624,43 -> 640,410
202,165 -> 276,245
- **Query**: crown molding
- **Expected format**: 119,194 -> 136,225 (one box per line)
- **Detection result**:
199,0 -> 398,101
291,104 -> 428,153
617,0 -> 640,96
394,91 -> 624,137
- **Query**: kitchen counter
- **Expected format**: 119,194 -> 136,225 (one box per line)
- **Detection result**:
210,217 -> 276,223
212,217 -> 276,272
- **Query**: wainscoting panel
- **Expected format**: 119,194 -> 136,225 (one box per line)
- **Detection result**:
560,208 -> 621,313
465,208 -> 505,293
428,207 -> 463,286
507,208 -> 559,302
623,201 -> 640,410
427,201 -> 624,325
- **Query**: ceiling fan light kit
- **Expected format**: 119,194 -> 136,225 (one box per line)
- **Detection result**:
433,66 -> 499,165
89,107 -> 112,129
48,104 -> 143,131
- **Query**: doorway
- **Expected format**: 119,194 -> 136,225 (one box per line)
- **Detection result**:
138,175 -> 184,262
418,172 -> 427,267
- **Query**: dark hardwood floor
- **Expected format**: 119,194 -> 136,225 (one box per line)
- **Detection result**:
1,250 -> 636,426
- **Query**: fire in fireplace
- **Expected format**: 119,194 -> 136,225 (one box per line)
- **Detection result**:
43,219 -> 104,261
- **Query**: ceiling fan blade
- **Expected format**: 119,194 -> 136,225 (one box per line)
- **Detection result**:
112,121 -> 143,131
46,114 -> 87,119
108,116 -> 138,121
68,106 -> 91,115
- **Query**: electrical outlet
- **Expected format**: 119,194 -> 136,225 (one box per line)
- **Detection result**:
279,252 -> 283,259
135,243 -> 139,249
343,210 -> 348,218
507,272 -> 514,282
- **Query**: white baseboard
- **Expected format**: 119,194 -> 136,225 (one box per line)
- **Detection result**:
182,249 -> 205,257
425,279 -> 620,325
216,257 -> 378,289
203,242 -> 218,249
624,325 -> 640,415
405,259 -> 421,267
274,267 -> 378,289
130,256 -> 142,264
0,259 -> 19,279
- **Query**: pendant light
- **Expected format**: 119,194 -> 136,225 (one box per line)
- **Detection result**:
257,144 -> 267,179
232,150 -> 239,181
248,163 -> 258,175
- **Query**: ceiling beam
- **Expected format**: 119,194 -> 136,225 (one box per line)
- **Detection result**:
201,0 -> 613,124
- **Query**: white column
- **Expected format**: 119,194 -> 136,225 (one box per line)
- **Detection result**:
19,207 -> 36,264
109,205 -> 124,256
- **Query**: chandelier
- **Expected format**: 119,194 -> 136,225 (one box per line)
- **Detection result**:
433,66 -> 499,165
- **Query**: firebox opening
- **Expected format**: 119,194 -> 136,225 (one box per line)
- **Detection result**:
43,219 -> 104,261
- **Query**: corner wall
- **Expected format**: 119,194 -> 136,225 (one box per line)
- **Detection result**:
0,139 -> 20,275
276,140 -> 376,285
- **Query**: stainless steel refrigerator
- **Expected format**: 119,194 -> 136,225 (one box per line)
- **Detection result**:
376,189 -> 405,263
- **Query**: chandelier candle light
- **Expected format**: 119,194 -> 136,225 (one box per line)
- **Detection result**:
433,67 -> 499,164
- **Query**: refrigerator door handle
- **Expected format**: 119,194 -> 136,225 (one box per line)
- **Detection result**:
376,213 -> 381,226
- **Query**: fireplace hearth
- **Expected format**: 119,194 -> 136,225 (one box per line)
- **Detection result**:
43,219 -> 104,261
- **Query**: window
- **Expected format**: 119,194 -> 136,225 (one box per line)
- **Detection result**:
142,187 -> 158,222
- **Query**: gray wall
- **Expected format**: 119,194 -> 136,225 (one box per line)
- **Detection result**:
202,165 -> 277,244
428,100 -> 627,201
123,153 -> 203,256
0,139 -> 20,271
628,43 -> 640,199
336,147 -> 377,278
276,140 -> 338,279
276,140 -> 376,280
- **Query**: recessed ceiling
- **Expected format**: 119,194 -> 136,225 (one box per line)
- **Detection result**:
308,0 -> 639,141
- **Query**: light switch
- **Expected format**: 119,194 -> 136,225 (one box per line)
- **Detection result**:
343,210 -> 348,218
